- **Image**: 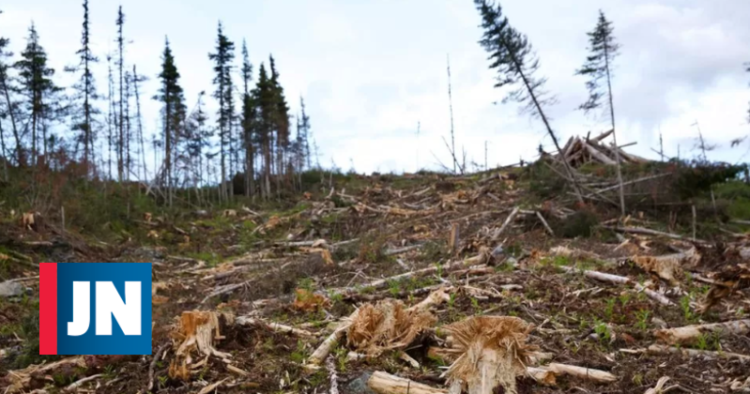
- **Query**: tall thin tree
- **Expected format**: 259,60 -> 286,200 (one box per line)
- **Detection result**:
155,38 -> 185,206
473,0 -> 583,202
132,65 -> 148,181
0,10 -> 21,166
116,6 -> 125,181
208,22 -> 235,201
66,0 -> 99,175
576,10 -> 624,214
15,23 -> 59,167
240,39 -> 255,198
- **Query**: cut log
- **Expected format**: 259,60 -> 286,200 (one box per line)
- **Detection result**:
236,316 -> 316,338
560,266 -> 674,306
647,344 -> 750,361
547,363 -> 617,383
644,376 -> 670,394
367,371 -> 448,394
583,142 -> 616,165
492,207 -> 520,240
654,320 -> 750,345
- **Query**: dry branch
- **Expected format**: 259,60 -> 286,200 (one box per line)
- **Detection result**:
654,320 -> 750,345
236,316 -> 316,337
644,376 -> 671,394
559,266 -> 674,305
492,207 -> 520,240
546,363 -> 617,383
367,371 -> 448,394
647,344 -> 750,361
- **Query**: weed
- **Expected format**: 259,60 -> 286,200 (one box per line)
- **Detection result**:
593,319 -> 611,344
695,333 -> 708,350
435,262 -> 444,279
388,280 -> 401,297
333,346 -> 348,372
632,373 -> 644,385
737,307 -> 746,318
447,292 -> 456,310
605,298 -> 616,322
329,291 -> 344,304
619,293 -> 631,308
290,340 -> 307,363
298,277 -> 315,292
470,297 -> 482,315
635,310 -> 650,331
680,295 -> 694,322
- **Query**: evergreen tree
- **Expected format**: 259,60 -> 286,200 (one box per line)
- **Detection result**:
0,10 -> 21,167
155,38 -> 185,206
106,54 -> 116,179
269,55 -> 290,181
208,22 -> 235,201
473,0 -> 582,202
254,63 -> 275,198
66,0 -> 99,174
298,97 -> 311,170
116,6 -> 125,181
124,70 -> 132,177
576,10 -> 625,215
240,39 -> 255,197
15,23 -> 59,166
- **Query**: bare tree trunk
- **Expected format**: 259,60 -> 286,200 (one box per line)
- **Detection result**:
0,78 -> 21,165
507,51 -> 583,202
447,54 -> 457,174
604,43 -> 625,216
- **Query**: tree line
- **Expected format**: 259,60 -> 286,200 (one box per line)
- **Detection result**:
0,2 -> 314,206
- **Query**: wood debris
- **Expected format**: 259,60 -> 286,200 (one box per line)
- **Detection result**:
654,320 -> 750,345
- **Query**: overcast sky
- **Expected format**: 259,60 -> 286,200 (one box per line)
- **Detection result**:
3,0 -> 750,174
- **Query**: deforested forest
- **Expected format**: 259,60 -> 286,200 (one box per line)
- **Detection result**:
1,1 -> 750,393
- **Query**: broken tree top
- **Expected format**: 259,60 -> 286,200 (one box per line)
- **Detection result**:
550,129 -> 650,168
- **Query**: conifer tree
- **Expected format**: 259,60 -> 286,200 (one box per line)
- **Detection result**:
124,70 -> 132,177
208,22 -> 235,201
298,97 -> 311,170
155,38 -> 185,206
577,10 -> 625,215
66,0 -> 99,174
106,54 -> 116,179
116,6 -> 125,181
473,0 -> 582,201
254,63 -> 274,198
0,10 -> 21,166
269,55 -> 290,181
15,23 -> 59,166
240,40 -> 255,197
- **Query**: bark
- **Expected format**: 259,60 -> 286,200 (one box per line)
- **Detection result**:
654,320 -> 750,345
367,371 -> 448,394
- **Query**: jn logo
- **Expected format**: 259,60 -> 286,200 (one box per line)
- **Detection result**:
40,263 -> 152,355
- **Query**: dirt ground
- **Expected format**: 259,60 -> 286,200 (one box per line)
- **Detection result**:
1,171 -> 749,393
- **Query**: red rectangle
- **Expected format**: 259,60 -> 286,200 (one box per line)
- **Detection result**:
39,262 -> 57,355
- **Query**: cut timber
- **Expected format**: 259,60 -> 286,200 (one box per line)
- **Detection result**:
559,266 -> 674,306
584,142 -> 616,165
307,310 -> 359,367
547,363 -> 617,383
444,316 -> 537,394
236,316 -> 315,338
367,371 -> 448,394
603,226 -> 704,243
644,376 -> 670,394
647,344 -> 750,361
492,207 -> 520,240
654,319 -> 750,345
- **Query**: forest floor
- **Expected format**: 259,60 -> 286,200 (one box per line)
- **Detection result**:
1,168 -> 749,394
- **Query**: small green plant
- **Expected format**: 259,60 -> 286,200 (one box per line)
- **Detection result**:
290,340 -> 307,363
158,375 -> 168,388
635,309 -> 650,331
471,297 -> 482,314
329,291 -> 344,304
695,333 -> 708,350
619,293 -> 631,308
298,277 -> 315,292
593,319 -> 611,344
680,295 -> 694,321
388,280 -> 401,297
447,292 -> 456,310
736,307 -> 746,318
333,345 -> 348,372
632,373 -> 643,385
604,298 -> 616,322
435,262 -> 444,279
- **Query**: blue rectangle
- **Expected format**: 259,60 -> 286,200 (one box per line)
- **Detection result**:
56,263 -> 152,355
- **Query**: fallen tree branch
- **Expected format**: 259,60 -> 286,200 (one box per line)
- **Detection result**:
236,316 -> 316,338
367,371 -> 448,394
492,207 -> 520,240
147,343 -> 171,391
647,344 -> 750,361
546,363 -> 617,383
64,374 -> 102,392
559,266 -> 674,306
654,320 -> 750,345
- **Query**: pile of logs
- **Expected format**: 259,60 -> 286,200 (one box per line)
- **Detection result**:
552,130 -> 649,168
